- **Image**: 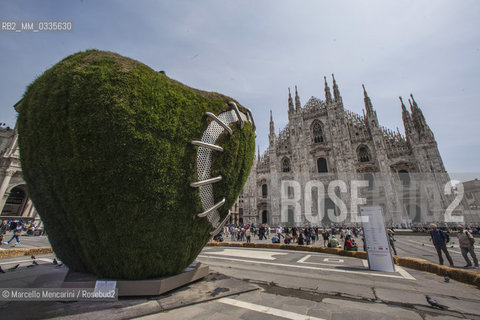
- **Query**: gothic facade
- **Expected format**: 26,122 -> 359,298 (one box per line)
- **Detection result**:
240,75 -> 456,227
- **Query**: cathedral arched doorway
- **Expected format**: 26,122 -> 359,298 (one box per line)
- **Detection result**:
407,204 -> 421,223
261,210 -> 268,224
1,185 -> 28,217
287,208 -> 294,226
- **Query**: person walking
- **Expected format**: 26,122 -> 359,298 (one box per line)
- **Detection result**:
230,225 -> 236,242
457,225 -> 478,268
292,227 -> 297,242
429,224 -> 454,267
0,220 -> 9,244
387,228 -> 398,255
259,224 -> 265,240
305,227 -> 312,245
322,228 -> 330,247
245,227 -> 251,243
7,221 -> 23,246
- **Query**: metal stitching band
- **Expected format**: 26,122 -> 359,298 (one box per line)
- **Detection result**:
191,101 -> 253,232
228,101 -> 244,129
197,198 -> 226,218
190,176 -> 222,188
210,210 -> 231,236
205,112 -> 233,135
191,141 -> 224,152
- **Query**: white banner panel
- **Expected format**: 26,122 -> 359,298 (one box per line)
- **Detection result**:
360,206 -> 395,272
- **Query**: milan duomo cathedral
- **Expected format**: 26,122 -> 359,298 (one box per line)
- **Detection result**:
238,75 -> 456,227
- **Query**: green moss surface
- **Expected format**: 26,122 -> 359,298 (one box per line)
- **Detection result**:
17,50 -> 255,279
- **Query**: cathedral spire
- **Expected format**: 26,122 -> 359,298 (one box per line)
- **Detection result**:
410,93 -> 418,108
295,85 -> 301,111
409,93 -> 432,138
332,74 -> 341,102
401,96 -> 416,143
257,146 -> 260,161
362,84 -> 374,114
324,76 -> 332,104
408,98 -> 413,112
409,93 -> 426,122
269,110 -> 275,136
399,96 -> 408,113
288,87 -> 294,113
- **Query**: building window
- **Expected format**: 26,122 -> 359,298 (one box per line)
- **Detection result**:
399,170 -> 410,186
364,173 -> 374,189
287,186 -> 294,198
317,158 -> 328,173
262,184 -> 268,198
282,157 -> 291,172
358,146 -> 371,163
312,121 -> 324,143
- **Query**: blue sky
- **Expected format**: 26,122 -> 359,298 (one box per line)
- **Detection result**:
1,0 -> 479,177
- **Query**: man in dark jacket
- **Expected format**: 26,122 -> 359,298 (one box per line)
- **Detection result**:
429,224 -> 454,267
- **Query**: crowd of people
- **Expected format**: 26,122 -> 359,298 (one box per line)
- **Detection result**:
217,224 -> 363,251
408,223 -> 480,235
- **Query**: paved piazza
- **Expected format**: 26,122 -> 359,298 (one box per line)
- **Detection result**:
1,233 -> 479,319
2,233 -> 479,271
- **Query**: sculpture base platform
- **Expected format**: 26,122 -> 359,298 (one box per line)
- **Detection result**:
61,262 -> 209,296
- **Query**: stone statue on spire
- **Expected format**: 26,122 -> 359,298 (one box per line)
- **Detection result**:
288,87 -> 294,113
324,76 -> 332,104
332,74 -> 341,102
295,85 -> 301,111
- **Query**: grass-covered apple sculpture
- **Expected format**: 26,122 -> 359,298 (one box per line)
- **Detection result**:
17,50 -> 255,280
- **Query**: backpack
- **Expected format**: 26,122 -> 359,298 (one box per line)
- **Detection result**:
444,232 -> 450,244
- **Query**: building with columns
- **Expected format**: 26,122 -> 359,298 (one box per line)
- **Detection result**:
0,103 -> 41,227
240,75 -> 456,227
